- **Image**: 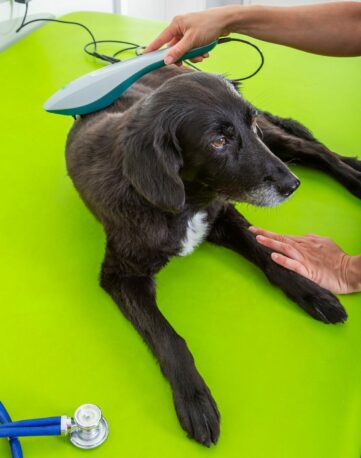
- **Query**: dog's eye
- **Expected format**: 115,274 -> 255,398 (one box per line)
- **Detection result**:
211,136 -> 227,149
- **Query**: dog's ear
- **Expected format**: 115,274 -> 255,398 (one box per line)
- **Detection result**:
122,106 -> 185,213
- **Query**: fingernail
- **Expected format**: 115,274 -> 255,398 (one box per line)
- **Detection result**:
164,56 -> 173,65
256,235 -> 268,244
248,226 -> 257,232
271,253 -> 279,260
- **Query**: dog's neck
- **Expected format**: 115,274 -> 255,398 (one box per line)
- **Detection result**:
183,180 -> 220,209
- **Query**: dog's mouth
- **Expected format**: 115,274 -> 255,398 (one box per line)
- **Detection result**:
193,177 -> 300,208
238,185 -> 288,208
207,183 -> 299,208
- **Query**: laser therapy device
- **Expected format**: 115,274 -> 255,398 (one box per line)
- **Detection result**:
44,41 -> 218,115
43,37 -> 264,117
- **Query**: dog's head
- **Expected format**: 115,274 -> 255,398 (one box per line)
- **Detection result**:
123,72 -> 299,213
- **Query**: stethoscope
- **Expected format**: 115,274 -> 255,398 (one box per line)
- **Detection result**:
0,402 -> 109,458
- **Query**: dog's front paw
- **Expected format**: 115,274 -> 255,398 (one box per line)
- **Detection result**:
300,288 -> 347,324
173,382 -> 220,447
266,266 -> 347,324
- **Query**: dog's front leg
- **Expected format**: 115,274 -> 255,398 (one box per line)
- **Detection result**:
257,113 -> 361,199
208,204 -> 347,324
100,257 -> 220,446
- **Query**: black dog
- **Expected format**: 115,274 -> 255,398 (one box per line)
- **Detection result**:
66,66 -> 361,447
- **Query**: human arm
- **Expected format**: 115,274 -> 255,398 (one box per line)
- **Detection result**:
144,2 -> 361,64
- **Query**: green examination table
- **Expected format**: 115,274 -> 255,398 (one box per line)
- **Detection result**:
0,11 -> 360,458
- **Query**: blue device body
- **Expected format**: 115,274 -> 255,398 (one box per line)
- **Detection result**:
44,41 -> 218,116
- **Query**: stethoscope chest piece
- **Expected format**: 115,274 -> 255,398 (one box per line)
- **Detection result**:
0,401 -> 109,457
68,404 -> 109,449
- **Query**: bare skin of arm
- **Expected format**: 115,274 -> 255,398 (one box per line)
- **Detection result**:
248,227 -> 361,295
144,2 -> 361,64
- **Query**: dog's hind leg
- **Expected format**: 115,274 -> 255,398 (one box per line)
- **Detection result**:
257,112 -> 361,198
207,204 -> 347,324
100,248 -> 220,447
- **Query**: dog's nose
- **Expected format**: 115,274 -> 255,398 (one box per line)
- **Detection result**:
277,177 -> 300,197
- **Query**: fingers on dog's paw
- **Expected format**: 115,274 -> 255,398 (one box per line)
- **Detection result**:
174,386 -> 220,447
307,293 -> 347,324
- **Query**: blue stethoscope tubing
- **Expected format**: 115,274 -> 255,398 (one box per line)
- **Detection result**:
0,402 -> 23,458
0,424 -> 61,437
0,403 -> 62,458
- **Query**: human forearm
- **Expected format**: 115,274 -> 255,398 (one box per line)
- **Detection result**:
145,2 -> 361,64
226,2 -> 361,57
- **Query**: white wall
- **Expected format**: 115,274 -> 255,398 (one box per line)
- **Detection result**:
120,0 -> 206,21
243,0 -> 345,3
1,0 -> 358,24
121,0 -> 358,21
0,0 -> 113,50
1,0 -> 113,17
1,0 -> 359,34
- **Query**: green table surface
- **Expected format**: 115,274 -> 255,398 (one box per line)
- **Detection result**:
0,11 -> 360,458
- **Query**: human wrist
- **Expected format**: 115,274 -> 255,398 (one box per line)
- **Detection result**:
220,5 -> 267,37
346,255 -> 361,293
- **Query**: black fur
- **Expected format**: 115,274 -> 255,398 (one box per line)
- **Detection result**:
257,113 -> 361,198
66,66 -> 360,446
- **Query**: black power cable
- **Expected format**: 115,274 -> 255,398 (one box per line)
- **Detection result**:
218,37 -> 264,81
83,40 -> 142,64
16,1 -> 29,31
15,4 -> 141,64
15,3 -> 265,81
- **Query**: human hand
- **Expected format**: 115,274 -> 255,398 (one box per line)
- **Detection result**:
249,227 -> 361,294
144,6 -> 235,65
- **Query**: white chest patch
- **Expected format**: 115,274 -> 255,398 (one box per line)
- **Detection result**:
178,211 -> 209,257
